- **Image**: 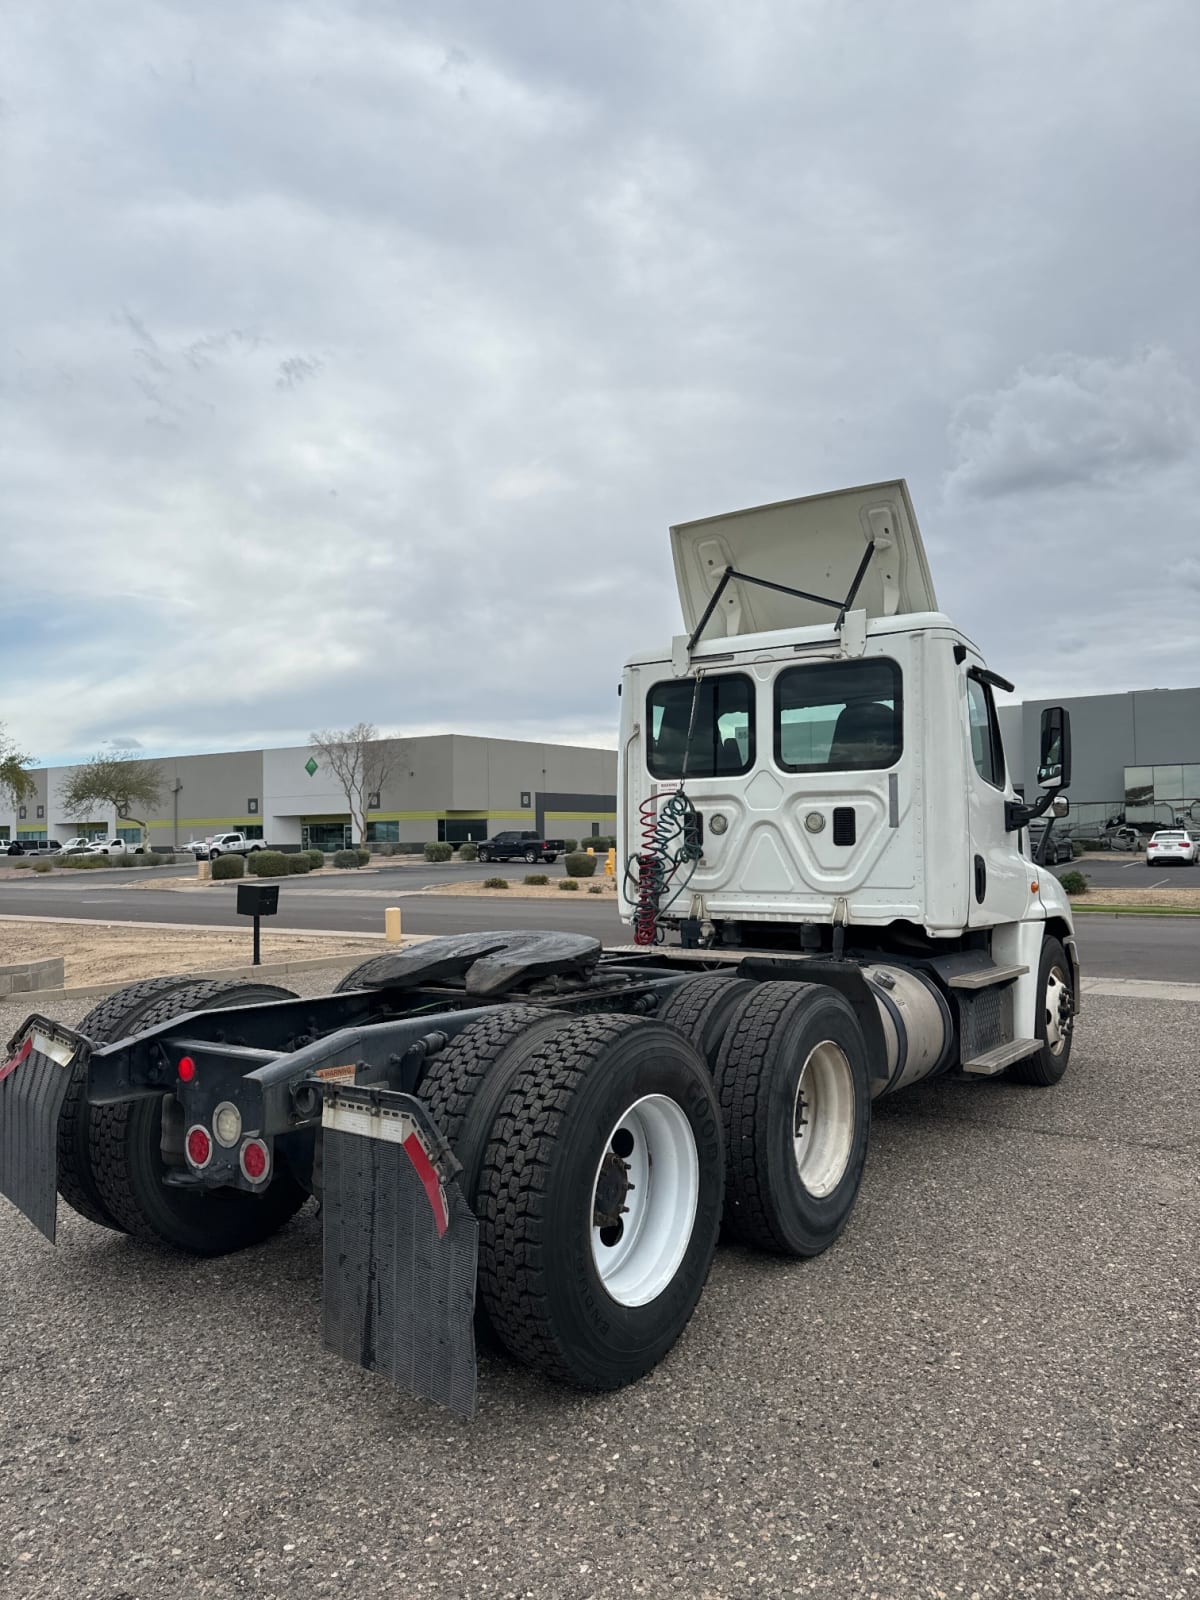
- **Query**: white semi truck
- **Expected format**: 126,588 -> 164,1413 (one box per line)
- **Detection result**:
0,480 -> 1076,1416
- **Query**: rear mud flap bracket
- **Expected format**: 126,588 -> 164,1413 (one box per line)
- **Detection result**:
321,1087 -> 478,1419
0,1018 -> 85,1243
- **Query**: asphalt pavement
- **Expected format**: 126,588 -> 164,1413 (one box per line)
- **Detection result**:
1054,855 -> 1200,890
4,870 -> 1200,981
0,975 -> 1195,1598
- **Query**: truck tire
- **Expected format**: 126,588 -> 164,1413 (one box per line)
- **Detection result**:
543,854 -> 557,864
524,849 -> 539,863
88,980 -> 308,1255
654,974 -> 758,1071
208,847 -> 221,859
1008,937 -> 1074,1087
714,982 -> 871,1257
478,848 -> 491,863
59,975 -> 207,1231
477,1015 -> 723,1390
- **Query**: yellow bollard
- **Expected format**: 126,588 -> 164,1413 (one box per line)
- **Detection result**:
605,848 -> 616,877
586,847 -> 595,855
385,906 -> 403,944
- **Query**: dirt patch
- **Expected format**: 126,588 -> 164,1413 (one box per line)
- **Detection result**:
0,920 -> 381,988
427,876 -> 619,899
1067,886 -> 1200,908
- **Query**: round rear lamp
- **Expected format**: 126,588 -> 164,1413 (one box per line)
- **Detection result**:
177,1056 -> 196,1083
186,1126 -> 212,1169
240,1139 -> 270,1184
213,1102 -> 242,1147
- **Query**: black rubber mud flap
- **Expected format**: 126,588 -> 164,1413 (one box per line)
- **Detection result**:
321,1086 -> 479,1418
0,1018 -> 87,1243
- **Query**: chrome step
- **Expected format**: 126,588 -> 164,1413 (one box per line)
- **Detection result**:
947,963 -> 1029,990
962,1038 -> 1039,1075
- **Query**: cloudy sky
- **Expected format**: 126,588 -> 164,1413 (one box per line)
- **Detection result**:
3,0 -> 1198,766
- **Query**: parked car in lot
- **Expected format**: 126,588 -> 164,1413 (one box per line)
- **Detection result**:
4,839 -> 63,857
1027,821 -> 1074,865
85,838 -> 146,856
1146,830 -> 1197,866
56,837 -> 98,856
476,830 -> 566,864
194,832 -> 266,860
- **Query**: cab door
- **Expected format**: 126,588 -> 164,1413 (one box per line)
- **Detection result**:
964,667 -> 1033,927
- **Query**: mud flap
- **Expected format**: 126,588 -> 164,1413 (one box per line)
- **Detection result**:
321,1087 -> 479,1419
0,1019 -> 84,1243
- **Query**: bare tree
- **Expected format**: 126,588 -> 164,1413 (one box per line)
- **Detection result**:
0,722 -> 35,808
309,723 -> 404,846
60,749 -> 166,844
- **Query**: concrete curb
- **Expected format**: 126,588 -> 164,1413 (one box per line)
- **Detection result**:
1082,976 -> 1200,1004
0,913 -> 390,937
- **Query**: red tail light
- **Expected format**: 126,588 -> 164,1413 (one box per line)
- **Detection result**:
177,1055 -> 196,1083
186,1126 -> 213,1169
240,1138 -> 270,1184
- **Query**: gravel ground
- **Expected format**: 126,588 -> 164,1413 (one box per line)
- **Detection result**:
1,983 -> 1197,1598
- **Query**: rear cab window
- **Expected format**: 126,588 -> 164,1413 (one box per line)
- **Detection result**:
646,675 -> 755,779
774,659 -> 902,772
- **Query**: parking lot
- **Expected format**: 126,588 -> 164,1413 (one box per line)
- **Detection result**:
1,976 -> 1196,1599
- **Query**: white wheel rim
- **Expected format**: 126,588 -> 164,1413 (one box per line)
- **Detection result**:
590,1094 -> 699,1307
792,1041 -> 855,1197
1045,964 -> 1070,1055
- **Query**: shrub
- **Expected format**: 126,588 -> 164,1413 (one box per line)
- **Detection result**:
458,841 -> 479,861
564,851 -> 597,877
32,859 -> 52,873
249,850 -> 290,877
523,873 -> 550,886
559,877 -> 579,891
115,854 -> 139,868
305,849 -> 325,869
288,854 -> 311,874
482,876 -> 509,889
1059,870 -> 1089,895
10,858 -> 33,868
212,854 -> 244,880
563,838 -> 578,853
588,883 -> 604,894
356,848 -> 370,866
331,849 -> 357,868
424,842 -> 453,862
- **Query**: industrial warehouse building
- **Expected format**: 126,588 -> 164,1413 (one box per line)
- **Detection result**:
0,734 -> 618,853
999,685 -> 1200,832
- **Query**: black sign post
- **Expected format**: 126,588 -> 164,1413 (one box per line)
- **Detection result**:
236,881 -> 280,965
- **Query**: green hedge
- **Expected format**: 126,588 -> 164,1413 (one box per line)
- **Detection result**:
249,850 -> 290,877
288,854 -> 311,874
356,848 -> 370,866
212,854 -> 245,880
332,849 -> 359,868
523,873 -> 549,886
558,878 -> 579,890
564,851 -> 597,877
563,838 -> 578,853
1059,870 -> 1089,895
458,841 -> 479,861
482,877 -> 509,889
424,842 -> 453,862
305,849 -> 325,869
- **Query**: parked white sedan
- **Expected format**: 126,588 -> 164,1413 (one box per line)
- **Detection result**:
1146,830 -> 1197,866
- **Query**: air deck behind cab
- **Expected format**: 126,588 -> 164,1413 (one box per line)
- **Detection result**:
0,479 -> 1078,1418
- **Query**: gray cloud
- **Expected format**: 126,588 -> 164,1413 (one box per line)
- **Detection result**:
2,0 -> 1199,763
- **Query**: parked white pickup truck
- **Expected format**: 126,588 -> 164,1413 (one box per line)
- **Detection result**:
193,832 -> 265,860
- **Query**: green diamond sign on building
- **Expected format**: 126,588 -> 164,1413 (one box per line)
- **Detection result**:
304,757 -> 319,777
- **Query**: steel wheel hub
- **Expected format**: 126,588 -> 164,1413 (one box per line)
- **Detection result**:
792,1041 -> 855,1198
590,1094 -> 699,1307
1044,965 -> 1072,1056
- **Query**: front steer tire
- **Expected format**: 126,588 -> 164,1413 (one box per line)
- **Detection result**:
714,981 -> 871,1258
1007,936 -> 1074,1087
87,979 -> 308,1255
476,1014 -> 724,1390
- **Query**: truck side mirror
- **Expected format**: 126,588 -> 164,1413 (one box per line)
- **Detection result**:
1037,706 -> 1071,789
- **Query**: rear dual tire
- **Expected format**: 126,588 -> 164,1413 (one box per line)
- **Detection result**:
421,1010 -> 723,1390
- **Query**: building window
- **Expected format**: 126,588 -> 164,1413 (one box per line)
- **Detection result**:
438,818 -> 489,844
367,820 -> 399,843
1124,767 -> 1153,806
242,824 -> 264,840
247,798 -> 259,814
116,828 -> 141,844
